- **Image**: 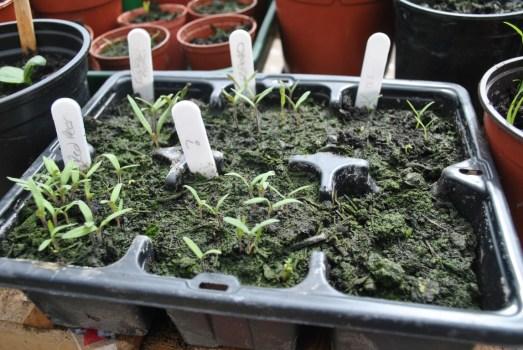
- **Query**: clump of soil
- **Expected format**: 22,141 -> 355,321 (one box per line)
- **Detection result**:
130,3 -> 179,23
194,0 -> 248,15
0,86 -> 480,309
0,53 -> 69,98
190,23 -> 251,45
99,33 -> 161,57
413,0 -> 523,14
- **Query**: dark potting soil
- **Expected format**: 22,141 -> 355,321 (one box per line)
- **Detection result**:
489,80 -> 523,129
0,89 -> 480,309
194,0 -> 248,15
130,4 -> 179,23
0,53 -> 69,98
99,34 -> 161,57
413,0 -> 523,14
190,23 -> 252,45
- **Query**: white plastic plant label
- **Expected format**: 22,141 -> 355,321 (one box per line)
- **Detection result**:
128,28 -> 154,102
172,101 -> 218,178
51,98 -> 91,170
355,32 -> 391,109
229,29 -> 255,96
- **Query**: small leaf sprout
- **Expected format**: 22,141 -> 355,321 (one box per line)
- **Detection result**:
0,55 -> 47,85
406,100 -> 436,141
127,84 -> 189,147
182,236 -> 221,261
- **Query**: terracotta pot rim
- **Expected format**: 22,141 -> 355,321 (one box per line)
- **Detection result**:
396,0 -> 523,19
117,4 -> 188,26
32,0 -> 115,13
187,0 -> 257,18
0,0 -> 13,10
90,24 -> 170,61
177,14 -> 256,50
479,55 -> 523,141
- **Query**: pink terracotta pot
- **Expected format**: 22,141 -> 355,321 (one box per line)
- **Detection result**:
117,4 -> 187,69
177,13 -> 256,70
90,24 -> 171,70
0,0 -> 15,23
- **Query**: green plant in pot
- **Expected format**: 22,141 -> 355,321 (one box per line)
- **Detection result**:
394,0 -> 523,111
0,19 -> 90,197
117,0 -> 188,69
177,13 -> 256,70
187,0 -> 257,19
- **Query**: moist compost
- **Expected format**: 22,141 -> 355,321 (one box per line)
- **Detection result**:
190,23 -> 252,45
0,53 -> 69,98
490,79 -> 523,129
413,0 -> 523,14
194,0 -> 248,15
0,87 -> 480,309
99,34 -> 161,57
130,4 -> 179,23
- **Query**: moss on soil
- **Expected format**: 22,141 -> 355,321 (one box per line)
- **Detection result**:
0,87 -> 480,309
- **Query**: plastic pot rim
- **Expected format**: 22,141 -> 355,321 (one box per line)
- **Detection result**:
479,55 -> 523,141
396,0 -> 523,19
89,24 -> 171,61
176,13 -> 257,50
0,19 -> 90,106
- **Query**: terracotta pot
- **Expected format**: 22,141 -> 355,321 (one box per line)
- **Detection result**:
117,4 -> 187,69
90,24 -> 170,70
480,56 -> 523,243
276,0 -> 394,75
177,14 -> 256,70
0,0 -> 14,22
31,0 -> 122,37
123,0 -> 190,11
187,0 -> 257,20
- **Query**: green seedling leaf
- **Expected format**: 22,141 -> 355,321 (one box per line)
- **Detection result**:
85,161 -> 102,178
505,21 -> 523,45
184,185 -> 203,205
225,172 -> 250,190
272,198 -> 302,210
72,200 -> 94,223
202,249 -> 222,257
100,208 -> 132,228
38,239 -> 52,252
294,91 -> 311,110
224,217 -> 250,234
183,236 -> 204,259
215,194 -> 229,211
127,95 -> 153,136
235,91 -> 256,108
243,197 -> 270,206
0,66 -> 24,84
61,161 -> 76,185
251,171 -> 275,186
102,153 -> 121,171
43,157 -> 60,177
23,55 -> 46,84
287,185 -> 313,197
255,87 -> 274,104
26,180 -> 45,210
252,218 -> 279,234
110,183 -> 123,203
62,224 -> 97,239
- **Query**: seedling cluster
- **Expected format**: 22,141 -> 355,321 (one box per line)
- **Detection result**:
9,154 -> 133,254
406,100 -> 435,141
0,55 -> 46,85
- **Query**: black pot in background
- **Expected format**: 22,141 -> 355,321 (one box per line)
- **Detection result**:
0,19 -> 90,196
394,0 -> 523,112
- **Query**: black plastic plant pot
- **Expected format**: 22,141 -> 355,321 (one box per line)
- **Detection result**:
0,19 -> 90,197
393,0 -> 523,112
0,72 -> 523,349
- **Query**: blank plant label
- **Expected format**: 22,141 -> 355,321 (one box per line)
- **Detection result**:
128,28 -> 154,102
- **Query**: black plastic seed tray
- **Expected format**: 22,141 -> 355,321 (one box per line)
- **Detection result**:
0,72 -> 522,349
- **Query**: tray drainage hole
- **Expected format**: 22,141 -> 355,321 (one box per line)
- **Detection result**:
199,282 -> 229,291
459,168 -> 483,176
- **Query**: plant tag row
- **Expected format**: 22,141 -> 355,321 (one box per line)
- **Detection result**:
355,32 -> 391,109
128,28 -> 154,102
229,29 -> 255,96
172,101 -> 218,178
51,98 -> 91,170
